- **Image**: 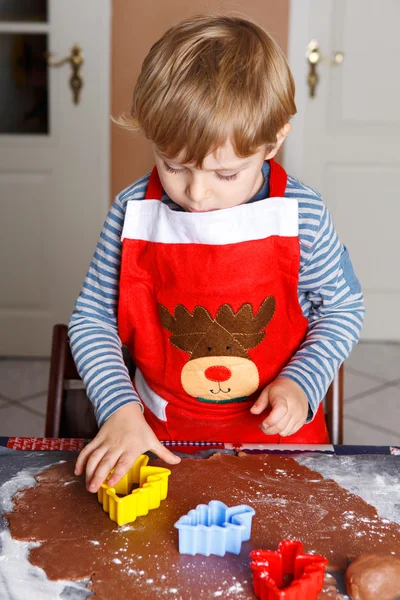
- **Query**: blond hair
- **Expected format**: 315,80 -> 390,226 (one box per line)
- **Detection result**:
117,14 -> 296,166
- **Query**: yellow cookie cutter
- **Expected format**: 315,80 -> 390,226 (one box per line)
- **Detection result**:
97,454 -> 171,526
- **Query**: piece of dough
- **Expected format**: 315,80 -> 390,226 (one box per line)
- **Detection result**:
346,554 -> 400,600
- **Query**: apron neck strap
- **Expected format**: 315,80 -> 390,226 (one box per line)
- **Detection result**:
144,158 -> 288,201
145,166 -> 163,200
268,158 -> 288,197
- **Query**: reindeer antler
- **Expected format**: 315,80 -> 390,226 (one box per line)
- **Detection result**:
214,297 -> 276,351
159,304 -> 213,333
215,297 -> 276,333
158,304 -> 213,354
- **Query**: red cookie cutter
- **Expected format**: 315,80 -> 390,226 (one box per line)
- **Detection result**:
250,539 -> 328,600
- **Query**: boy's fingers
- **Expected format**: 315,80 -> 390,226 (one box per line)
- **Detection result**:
280,417 -> 304,438
151,441 -> 181,465
277,417 -> 298,437
87,452 -> 119,493
261,412 -> 291,436
260,395 -> 288,429
84,446 -> 109,484
250,388 -> 269,415
75,440 -> 100,475
107,454 -> 136,487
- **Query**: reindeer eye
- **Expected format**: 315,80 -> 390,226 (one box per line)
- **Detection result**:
207,347 -> 212,352
226,346 -> 231,350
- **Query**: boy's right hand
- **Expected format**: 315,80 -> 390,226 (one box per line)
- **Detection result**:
74,402 -> 180,493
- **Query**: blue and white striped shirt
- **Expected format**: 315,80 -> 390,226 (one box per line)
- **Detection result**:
69,164 -> 365,426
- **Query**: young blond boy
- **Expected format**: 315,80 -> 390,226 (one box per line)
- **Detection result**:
70,15 -> 364,492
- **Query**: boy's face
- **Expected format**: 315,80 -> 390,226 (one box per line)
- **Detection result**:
152,132 -> 288,212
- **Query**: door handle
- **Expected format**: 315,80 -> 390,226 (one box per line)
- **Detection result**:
306,39 -> 344,98
46,44 -> 84,104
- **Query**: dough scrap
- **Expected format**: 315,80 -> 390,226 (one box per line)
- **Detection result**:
346,554 -> 400,600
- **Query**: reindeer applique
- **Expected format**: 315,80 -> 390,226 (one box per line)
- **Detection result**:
158,297 -> 276,403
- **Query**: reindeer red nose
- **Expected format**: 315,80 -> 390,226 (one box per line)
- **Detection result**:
204,366 -> 232,382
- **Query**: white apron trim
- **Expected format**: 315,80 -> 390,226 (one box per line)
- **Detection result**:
121,197 -> 298,245
135,368 -> 168,422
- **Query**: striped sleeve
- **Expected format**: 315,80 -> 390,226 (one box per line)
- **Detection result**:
280,176 -> 365,419
68,174 -> 150,426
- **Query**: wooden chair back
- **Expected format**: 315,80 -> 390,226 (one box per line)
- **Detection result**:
45,324 -> 98,438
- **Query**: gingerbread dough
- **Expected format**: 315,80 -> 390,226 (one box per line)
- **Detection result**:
346,554 -> 400,600
5,454 -> 400,599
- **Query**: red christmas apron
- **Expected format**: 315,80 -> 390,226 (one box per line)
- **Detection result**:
119,160 -> 329,444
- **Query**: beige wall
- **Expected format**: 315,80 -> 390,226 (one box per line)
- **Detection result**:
111,0 -> 290,199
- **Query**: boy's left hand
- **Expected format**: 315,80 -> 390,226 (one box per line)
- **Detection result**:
250,377 -> 309,437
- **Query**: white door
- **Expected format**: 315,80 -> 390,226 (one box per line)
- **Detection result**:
285,0 -> 400,340
0,0 -> 110,356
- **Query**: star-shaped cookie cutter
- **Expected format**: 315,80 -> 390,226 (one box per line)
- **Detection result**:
97,454 -> 171,526
175,500 -> 255,556
250,539 -> 328,599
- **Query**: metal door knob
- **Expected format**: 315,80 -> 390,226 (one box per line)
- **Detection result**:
46,44 -> 84,104
306,39 -> 344,98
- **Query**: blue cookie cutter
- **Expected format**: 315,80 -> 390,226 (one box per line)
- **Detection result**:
174,500 -> 255,556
